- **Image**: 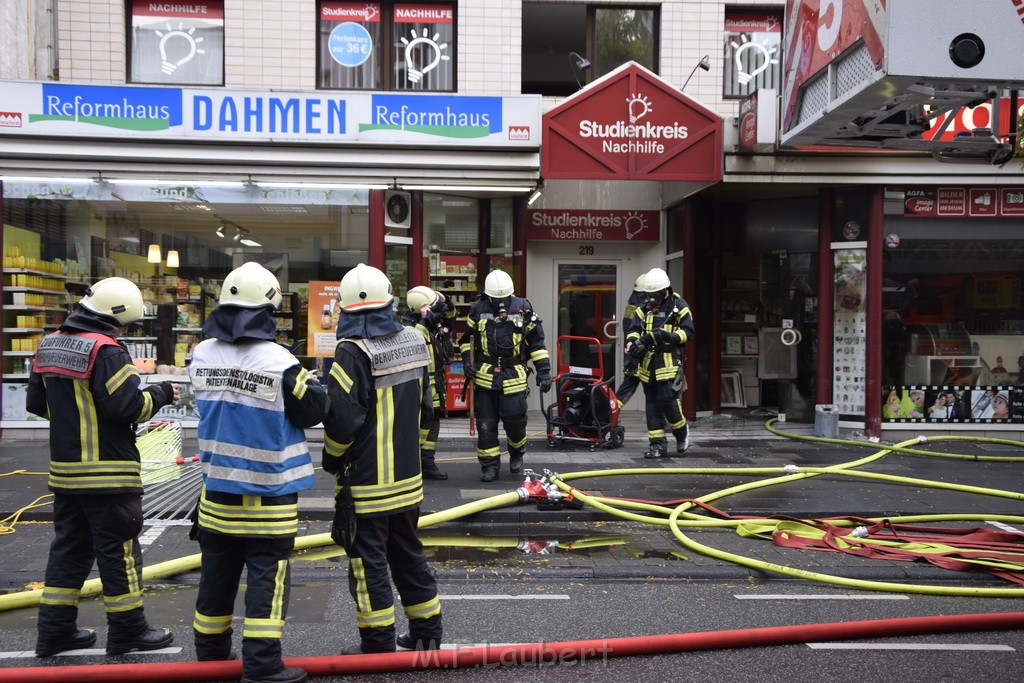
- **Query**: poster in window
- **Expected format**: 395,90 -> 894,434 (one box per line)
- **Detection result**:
320,2 -> 382,89
723,11 -> 782,98
392,3 -> 454,91
743,335 -> 759,356
130,0 -> 224,85
725,335 -> 742,355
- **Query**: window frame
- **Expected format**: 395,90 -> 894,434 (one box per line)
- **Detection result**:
126,0 -> 226,86
317,1 -> 458,92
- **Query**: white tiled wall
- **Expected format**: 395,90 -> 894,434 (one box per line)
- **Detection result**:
43,0 -> 785,120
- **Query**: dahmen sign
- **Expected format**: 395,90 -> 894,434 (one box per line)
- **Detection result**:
542,61 -> 722,181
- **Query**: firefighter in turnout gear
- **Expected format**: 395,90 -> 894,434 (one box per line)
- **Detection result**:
28,277 -> 180,657
401,285 -> 456,480
615,274 -> 647,409
189,262 -> 327,683
625,267 -> 695,458
322,264 -> 443,654
458,269 -> 551,482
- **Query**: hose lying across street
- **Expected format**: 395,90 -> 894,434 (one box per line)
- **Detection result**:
1,420 -> 1022,680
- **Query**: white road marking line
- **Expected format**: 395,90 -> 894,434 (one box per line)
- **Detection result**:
0,647 -> 183,659
807,643 -> 1014,651
137,525 -> 167,547
986,520 -> 1023,534
735,594 -> 909,600
441,595 -> 571,600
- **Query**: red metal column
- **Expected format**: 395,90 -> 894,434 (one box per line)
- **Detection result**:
864,186 -> 884,437
711,210 -> 722,414
683,202 -> 697,420
409,192 -> 423,287
368,189 -> 385,269
816,188 -> 834,407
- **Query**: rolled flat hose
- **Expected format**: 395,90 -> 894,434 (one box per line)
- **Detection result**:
3,611 -> 1022,682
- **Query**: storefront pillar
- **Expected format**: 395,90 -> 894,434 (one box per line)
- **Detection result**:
369,189 -> 385,269
683,201 -> 697,420
816,188 -> 834,407
864,186 -> 885,437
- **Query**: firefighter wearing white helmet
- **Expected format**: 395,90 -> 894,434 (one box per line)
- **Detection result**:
625,267 -> 695,458
615,273 -> 648,409
458,268 -> 551,482
322,264 -> 442,655
29,277 -> 180,658
401,285 -> 457,480
190,261 -> 327,683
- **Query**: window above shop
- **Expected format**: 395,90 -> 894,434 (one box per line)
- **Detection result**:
522,3 -> 658,97
317,1 -> 456,91
722,9 -> 782,99
127,0 -> 225,86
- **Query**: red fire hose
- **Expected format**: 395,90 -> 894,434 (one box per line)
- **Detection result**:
4,611 -> 1022,682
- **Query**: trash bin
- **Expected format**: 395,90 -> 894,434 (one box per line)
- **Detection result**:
814,404 -> 839,438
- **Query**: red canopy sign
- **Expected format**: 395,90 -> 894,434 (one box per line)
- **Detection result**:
542,62 -> 723,182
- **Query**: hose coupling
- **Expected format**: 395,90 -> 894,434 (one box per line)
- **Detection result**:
784,464 -> 800,474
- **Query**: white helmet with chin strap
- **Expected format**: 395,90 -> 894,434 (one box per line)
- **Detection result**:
220,261 -> 283,309
633,274 -> 646,291
642,267 -> 671,293
484,269 -> 515,300
339,263 -> 394,312
406,285 -> 438,311
79,277 -> 145,325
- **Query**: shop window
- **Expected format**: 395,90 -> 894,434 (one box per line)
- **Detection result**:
128,0 -> 225,85
318,1 -> 455,91
722,9 -> 781,99
881,194 -> 1024,423
522,3 -> 658,97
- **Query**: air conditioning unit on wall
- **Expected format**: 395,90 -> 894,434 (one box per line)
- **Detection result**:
384,190 -> 411,230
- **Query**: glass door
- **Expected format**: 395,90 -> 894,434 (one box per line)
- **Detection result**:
554,262 -> 619,381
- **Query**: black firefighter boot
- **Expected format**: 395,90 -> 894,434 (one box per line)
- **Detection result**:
421,451 -> 448,480
479,458 -> 500,482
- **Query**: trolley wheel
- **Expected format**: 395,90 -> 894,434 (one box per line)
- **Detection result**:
610,426 -> 625,449
548,438 -> 557,448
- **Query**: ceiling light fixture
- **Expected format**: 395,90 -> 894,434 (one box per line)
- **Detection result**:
166,250 -> 180,268
239,237 -> 262,247
402,184 -> 533,193
527,179 -> 544,206
147,244 -> 162,263
232,227 -> 243,242
215,224 -> 226,238
256,181 -> 390,190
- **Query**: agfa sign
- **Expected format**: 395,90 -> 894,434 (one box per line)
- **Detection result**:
542,62 -> 722,181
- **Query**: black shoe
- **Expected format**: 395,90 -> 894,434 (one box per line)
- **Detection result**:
241,667 -> 308,683
676,431 -> 690,454
422,465 -> 448,480
643,444 -> 668,459
397,633 -> 441,650
509,455 -> 524,474
36,628 -> 97,657
106,626 -> 174,655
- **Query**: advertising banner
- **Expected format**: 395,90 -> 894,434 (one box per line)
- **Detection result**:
903,187 -> 1024,218
307,281 -> 341,358
883,386 -> 1023,424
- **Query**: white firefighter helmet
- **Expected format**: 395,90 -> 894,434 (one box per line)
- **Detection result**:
643,267 -> 671,293
406,285 -> 438,311
339,263 -> 394,312
633,274 -> 646,291
220,261 -> 283,309
79,277 -> 145,325
484,269 -> 515,299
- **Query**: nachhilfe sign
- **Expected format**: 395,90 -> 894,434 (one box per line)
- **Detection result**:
0,81 -> 539,147
525,210 -> 660,241
542,62 -> 722,181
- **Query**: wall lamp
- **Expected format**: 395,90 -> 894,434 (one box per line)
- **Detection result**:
682,55 -> 711,91
569,51 -> 592,90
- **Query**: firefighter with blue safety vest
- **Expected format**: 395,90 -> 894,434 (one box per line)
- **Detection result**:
189,262 -> 328,683
458,269 -> 551,482
322,264 -> 443,654
28,277 -> 180,658
401,285 -> 456,480
625,267 -> 695,458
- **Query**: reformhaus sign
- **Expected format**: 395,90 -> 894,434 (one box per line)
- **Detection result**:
0,81 -> 540,148
542,62 -> 722,181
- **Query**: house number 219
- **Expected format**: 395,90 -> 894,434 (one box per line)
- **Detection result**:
578,245 -> 594,255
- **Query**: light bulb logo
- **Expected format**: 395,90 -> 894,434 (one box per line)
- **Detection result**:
730,35 -> 778,86
626,93 -> 652,123
156,23 -> 205,75
401,29 -> 449,84
625,212 -> 648,239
